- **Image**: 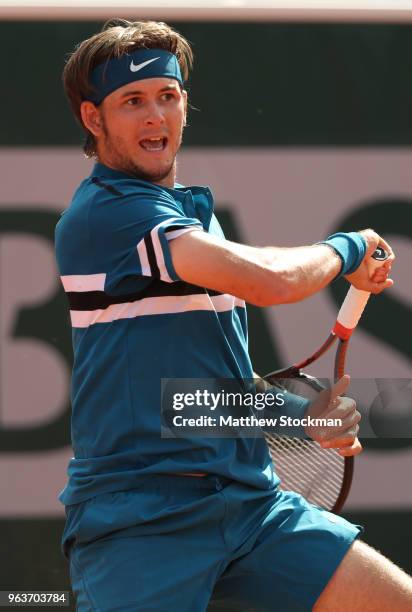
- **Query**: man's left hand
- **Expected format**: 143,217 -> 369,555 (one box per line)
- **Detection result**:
305,375 -> 363,457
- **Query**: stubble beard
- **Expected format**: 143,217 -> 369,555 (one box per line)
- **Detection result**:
101,121 -> 181,184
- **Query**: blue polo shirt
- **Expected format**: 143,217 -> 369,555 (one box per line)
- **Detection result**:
55,163 -> 308,506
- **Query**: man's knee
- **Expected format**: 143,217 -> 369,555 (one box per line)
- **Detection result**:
314,539 -> 412,612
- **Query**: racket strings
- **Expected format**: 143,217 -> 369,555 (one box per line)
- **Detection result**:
265,434 -> 345,509
263,337 -> 354,513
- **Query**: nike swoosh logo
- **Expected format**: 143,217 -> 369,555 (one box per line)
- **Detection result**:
130,57 -> 160,73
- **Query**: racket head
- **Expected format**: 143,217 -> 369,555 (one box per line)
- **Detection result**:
262,368 -> 354,513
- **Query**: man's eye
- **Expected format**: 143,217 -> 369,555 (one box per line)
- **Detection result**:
161,93 -> 175,101
127,98 -> 140,105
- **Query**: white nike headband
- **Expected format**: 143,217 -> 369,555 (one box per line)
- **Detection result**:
87,48 -> 183,105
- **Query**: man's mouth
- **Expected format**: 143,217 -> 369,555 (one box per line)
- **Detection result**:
139,137 -> 168,152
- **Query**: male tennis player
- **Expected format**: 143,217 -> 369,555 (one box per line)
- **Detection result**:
56,19 -> 412,611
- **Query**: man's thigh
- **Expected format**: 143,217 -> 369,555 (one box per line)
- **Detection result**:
70,527 -> 226,612
314,539 -> 412,611
209,490 -> 362,612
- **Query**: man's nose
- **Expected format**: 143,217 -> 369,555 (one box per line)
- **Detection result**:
144,101 -> 165,125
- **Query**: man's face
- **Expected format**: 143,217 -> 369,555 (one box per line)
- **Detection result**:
83,77 -> 187,186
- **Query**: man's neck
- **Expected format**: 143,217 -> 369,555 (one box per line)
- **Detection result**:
96,154 -> 177,189
152,163 -> 176,189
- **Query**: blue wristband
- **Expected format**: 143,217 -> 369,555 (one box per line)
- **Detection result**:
318,232 -> 367,276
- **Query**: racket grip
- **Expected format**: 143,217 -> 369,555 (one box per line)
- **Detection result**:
333,287 -> 371,340
333,246 -> 388,340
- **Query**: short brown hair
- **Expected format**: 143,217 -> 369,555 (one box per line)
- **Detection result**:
63,19 -> 194,157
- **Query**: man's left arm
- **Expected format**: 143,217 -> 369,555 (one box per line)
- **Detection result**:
253,372 -> 310,438
254,372 -> 362,456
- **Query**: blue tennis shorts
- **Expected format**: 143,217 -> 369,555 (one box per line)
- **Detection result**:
64,475 -> 363,611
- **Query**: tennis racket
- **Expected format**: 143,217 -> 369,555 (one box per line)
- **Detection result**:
262,247 -> 388,513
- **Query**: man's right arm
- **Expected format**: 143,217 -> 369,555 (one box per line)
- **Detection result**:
169,228 -> 394,307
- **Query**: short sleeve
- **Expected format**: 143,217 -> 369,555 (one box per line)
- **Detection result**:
90,186 -> 203,289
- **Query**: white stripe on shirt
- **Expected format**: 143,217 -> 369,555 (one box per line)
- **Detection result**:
69,293 -> 245,328
61,273 -> 106,292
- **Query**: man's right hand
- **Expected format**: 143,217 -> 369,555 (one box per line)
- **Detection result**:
344,228 -> 395,294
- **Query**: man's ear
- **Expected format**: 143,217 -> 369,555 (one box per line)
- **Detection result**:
80,101 -> 103,136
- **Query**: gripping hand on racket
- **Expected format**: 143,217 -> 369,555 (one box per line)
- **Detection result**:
304,375 -> 362,458
345,229 -> 395,293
